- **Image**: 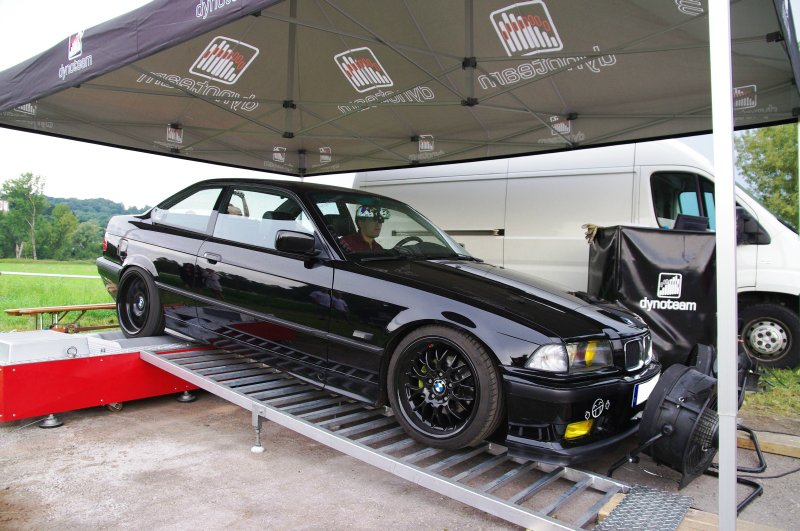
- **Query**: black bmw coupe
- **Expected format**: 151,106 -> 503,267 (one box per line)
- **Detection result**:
97,178 -> 660,464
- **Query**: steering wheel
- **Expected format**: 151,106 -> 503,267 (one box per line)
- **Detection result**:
394,236 -> 423,248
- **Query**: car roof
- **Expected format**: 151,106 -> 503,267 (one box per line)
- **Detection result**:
192,178 -> 366,196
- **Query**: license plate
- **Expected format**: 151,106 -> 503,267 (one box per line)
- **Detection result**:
632,373 -> 660,406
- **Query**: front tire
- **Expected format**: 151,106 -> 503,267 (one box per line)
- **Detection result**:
117,266 -> 165,338
387,325 -> 504,449
740,303 -> 799,368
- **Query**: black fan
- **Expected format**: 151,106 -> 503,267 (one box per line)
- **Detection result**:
638,364 -> 718,488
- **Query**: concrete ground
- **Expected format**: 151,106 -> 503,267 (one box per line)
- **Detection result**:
1,391 -> 798,530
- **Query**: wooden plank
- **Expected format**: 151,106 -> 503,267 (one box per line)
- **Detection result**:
4,303 -> 115,316
678,508 -> 779,531
738,431 -> 800,459
597,492 -> 625,521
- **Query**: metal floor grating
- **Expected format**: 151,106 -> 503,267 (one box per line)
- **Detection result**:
141,346 -> 631,530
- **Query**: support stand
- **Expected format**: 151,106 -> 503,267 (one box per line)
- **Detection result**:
176,391 -> 196,403
608,423 -> 766,515
39,414 -> 63,429
251,410 -> 265,454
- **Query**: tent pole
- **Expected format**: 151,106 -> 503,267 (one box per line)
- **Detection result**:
708,2 -> 738,528
286,0 -> 297,177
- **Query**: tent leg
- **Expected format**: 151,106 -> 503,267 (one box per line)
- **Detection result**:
708,2 -> 738,528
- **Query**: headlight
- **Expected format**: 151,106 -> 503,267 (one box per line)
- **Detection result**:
526,340 -> 613,373
567,340 -> 613,372
525,344 -> 568,372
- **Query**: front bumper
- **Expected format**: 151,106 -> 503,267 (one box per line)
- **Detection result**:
501,362 -> 661,466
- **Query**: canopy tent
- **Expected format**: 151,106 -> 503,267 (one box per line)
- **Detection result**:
0,1 -> 798,528
0,0 -> 797,175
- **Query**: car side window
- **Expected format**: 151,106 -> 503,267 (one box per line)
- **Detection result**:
152,187 -> 223,232
213,188 -> 313,250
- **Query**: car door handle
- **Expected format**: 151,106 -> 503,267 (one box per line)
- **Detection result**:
202,252 -> 222,264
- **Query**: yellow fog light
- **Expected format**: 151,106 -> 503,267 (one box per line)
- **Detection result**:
565,419 -> 594,440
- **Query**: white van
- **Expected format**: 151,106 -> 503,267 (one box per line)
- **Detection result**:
354,140 -> 800,368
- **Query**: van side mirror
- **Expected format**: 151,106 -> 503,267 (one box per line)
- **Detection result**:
275,230 -> 319,255
736,207 -> 771,245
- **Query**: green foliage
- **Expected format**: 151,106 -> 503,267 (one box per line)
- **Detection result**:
46,196 -> 149,225
742,368 -> 800,419
44,204 -> 80,260
0,175 -> 145,260
1,173 -> 49,259
735,124 -> 799,230
71,220 -> 104,259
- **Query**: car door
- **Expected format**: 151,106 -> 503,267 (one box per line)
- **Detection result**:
195,185 -> 334,383
136,185 -> 223,335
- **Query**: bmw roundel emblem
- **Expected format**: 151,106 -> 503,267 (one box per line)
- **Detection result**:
433,379 -> 446,395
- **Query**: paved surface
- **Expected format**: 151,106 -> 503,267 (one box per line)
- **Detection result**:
1,391 -> 798,530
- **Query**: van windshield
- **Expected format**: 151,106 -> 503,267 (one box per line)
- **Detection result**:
308,191 -> 475,261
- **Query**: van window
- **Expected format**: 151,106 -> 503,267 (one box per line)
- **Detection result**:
651,172 -> 715,229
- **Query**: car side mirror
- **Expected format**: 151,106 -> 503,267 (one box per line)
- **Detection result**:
275,230 -> 319,255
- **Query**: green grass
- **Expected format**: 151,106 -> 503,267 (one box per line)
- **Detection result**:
742,368 -> 800,419
0,259 -> 116,331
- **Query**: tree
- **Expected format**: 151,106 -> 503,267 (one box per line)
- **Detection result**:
71,220 -> 103,259
1,173 -> 48,259
40,204 -> 80,260
735,124 -> 798,229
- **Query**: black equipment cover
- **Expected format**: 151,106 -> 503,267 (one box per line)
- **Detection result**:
587,225 -> 716,368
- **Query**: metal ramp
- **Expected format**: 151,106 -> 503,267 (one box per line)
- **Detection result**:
141,345 -> 629,530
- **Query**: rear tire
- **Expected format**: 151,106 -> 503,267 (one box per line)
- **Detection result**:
740,303 -> 799,368
387,325 -> 503,449
117,266 -> 165,338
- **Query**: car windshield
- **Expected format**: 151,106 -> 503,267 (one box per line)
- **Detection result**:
308,190 -> 476,261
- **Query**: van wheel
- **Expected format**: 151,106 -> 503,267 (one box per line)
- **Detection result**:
117,267 -> 165,338
740,304 -> 799,368
387,325 -> 503,449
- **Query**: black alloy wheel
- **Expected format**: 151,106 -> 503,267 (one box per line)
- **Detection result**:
117,266 -> 165,338
388,325 -> 503,449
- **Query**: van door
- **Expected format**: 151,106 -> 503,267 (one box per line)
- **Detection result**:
648,171 -> 756,288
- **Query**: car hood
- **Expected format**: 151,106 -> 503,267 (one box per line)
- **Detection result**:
360,259 -> 648,340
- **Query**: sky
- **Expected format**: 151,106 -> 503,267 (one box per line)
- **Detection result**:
0,1 -> 795,208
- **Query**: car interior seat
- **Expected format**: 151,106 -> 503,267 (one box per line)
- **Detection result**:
323,213 -> 355,239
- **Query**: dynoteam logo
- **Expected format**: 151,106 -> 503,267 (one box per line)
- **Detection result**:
657,273 -> 682,298
549,115 -> 571,135
491,1 -> 563,57
418,135 -> 434,152
68,31 -> 83,60
734,85 -> 757,110
639,272 -> 697,312
190,36 -> 259,85
319,147 -> 332,164
334,47 -> 393,93
59,31 -> 93,81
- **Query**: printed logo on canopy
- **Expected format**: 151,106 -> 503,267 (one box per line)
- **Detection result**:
334,47 -> 394,93
491,1 -> 563,57
68,32 -> 84,60
190,36 -> 259,85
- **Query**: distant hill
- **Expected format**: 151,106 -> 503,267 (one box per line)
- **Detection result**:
45,196 -> 151,226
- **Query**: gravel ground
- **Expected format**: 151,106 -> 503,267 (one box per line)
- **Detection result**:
1,391 -> 797,530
